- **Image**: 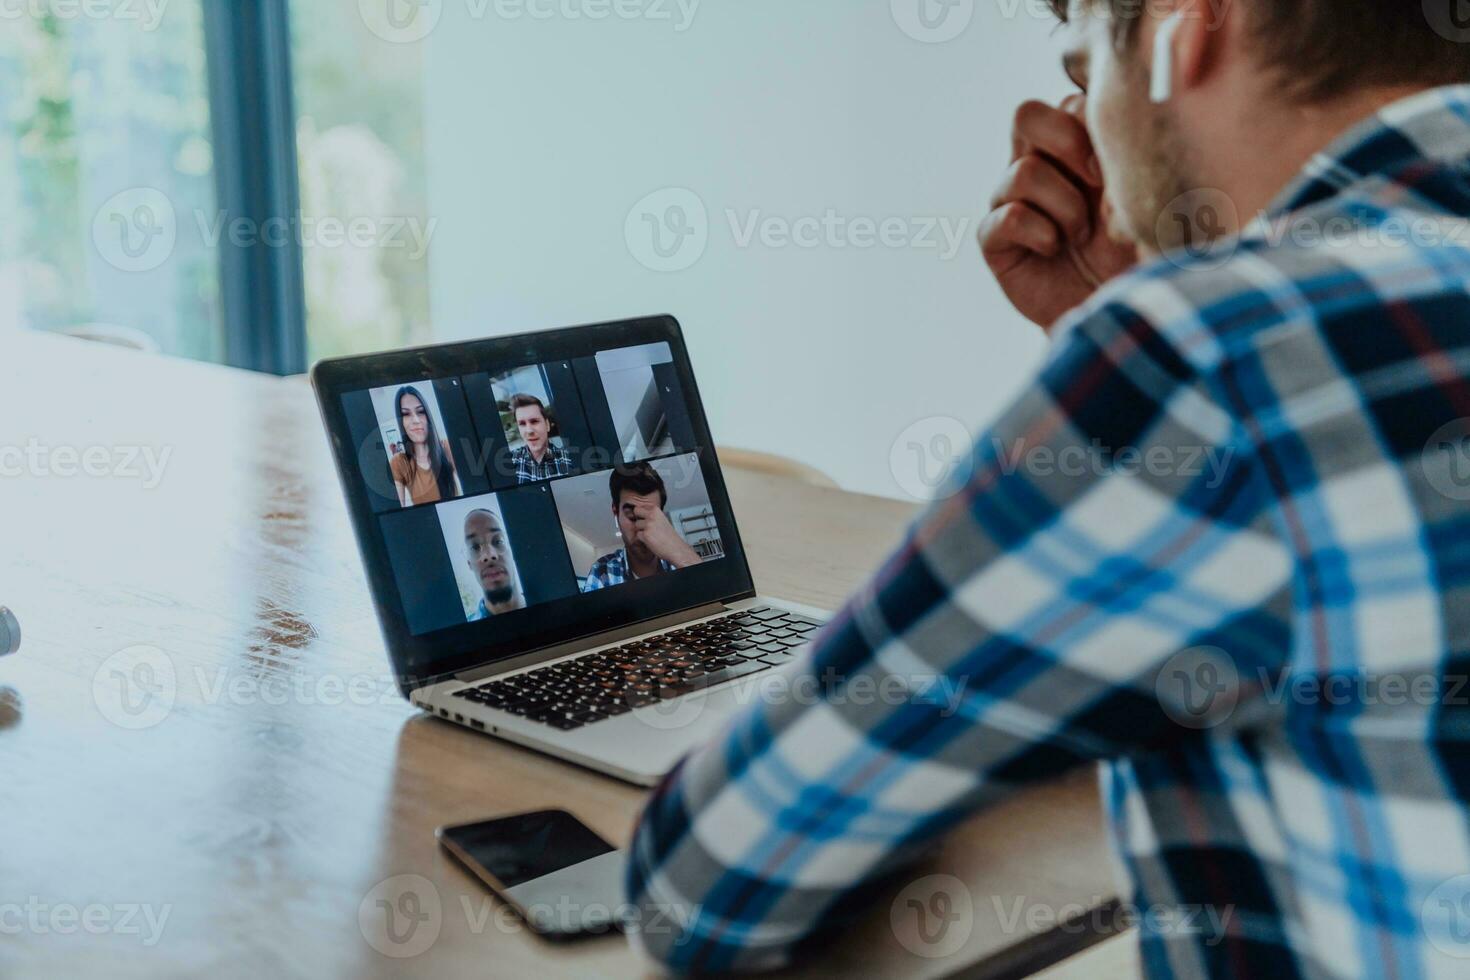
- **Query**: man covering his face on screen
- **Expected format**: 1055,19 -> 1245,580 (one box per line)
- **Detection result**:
581,462 -> 701,591
508,394 -> 572,484
463,509 -> 526,621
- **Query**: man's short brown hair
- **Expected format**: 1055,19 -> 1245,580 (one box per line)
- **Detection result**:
509,393 -> 548,418
1049,1 -> 1470,102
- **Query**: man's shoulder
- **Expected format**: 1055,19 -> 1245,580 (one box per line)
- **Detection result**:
584,553 -> 622,590
1062,201 -> 1468,375
589,551 -> 621,570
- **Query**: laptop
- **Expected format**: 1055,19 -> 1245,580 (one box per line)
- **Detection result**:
312,315 -> 828,786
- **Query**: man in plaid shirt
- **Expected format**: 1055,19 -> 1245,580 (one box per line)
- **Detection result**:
580,549 -> 678,591
625,3 -> 1470,977
582,462 -> 701,591
507,393 -> 572,483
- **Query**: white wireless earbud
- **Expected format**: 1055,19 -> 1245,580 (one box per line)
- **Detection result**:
1150,11 -> 1187,104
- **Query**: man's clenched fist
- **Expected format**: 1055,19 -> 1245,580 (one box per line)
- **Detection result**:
979,96 -> 1139,331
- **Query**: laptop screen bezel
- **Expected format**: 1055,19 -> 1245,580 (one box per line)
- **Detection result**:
312,315 -> 757,694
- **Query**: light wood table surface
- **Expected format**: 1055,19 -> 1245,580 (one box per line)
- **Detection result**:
1034,932 -> 1141,980
0,331 -> 1125,979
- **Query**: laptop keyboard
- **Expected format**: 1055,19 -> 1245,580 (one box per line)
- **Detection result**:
451,607 -> 824,731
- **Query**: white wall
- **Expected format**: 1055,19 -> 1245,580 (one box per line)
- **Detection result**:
423,0 -> 1071,500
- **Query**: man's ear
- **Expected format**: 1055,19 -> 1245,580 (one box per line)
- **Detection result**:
1168,0 -> 1229,99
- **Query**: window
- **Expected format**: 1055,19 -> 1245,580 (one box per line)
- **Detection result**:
0,3 -> 433,372
290,2 -> 432,362
0,6 -> 224,360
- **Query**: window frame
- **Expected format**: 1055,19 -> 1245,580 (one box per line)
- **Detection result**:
202,0 -> 307,375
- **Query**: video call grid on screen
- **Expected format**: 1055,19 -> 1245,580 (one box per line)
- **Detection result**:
338,343 -> 724,636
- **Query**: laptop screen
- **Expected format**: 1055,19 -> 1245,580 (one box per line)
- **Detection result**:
313,318 -> 754,691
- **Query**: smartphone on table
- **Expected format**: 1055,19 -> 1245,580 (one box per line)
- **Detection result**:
437,809 -> 628,940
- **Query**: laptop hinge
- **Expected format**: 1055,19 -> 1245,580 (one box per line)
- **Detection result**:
451,601 -> 730,686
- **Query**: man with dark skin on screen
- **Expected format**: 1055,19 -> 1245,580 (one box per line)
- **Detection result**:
582,463 -> 701,591
624,2 -> 1470,978
463,509 -> 525,621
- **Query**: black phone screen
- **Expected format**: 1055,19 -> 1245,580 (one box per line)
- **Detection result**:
440,810 -> 616,889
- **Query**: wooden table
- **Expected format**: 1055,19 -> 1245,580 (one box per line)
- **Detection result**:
1035,933 -> 1141,980
0,331 -> 1124,979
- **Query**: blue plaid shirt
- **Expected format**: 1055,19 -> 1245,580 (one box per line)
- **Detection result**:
510,443 -> 571,483
626,86 -> 1470,978
581,548 -> 678,592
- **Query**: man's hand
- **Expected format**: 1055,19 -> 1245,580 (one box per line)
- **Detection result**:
632,505 -> 703,569
979,96 -> 1139,331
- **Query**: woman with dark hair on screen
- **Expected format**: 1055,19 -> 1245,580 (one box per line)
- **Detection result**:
389,386 -> 461,506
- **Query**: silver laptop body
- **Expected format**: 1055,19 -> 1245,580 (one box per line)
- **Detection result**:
313,316 -> 829,787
